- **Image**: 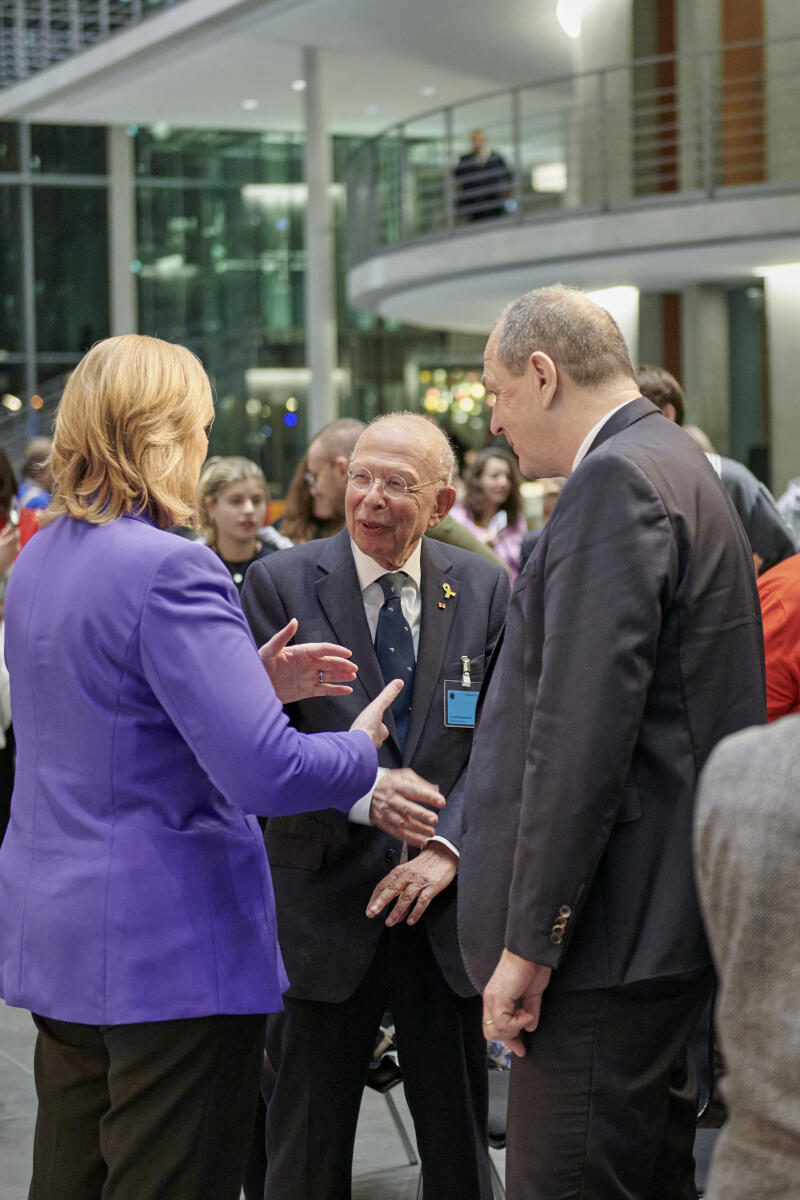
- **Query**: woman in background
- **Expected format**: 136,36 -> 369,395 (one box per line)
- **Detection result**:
452,446 -> 527,581
0,334 -> 398,1200
197,455 -> 287,592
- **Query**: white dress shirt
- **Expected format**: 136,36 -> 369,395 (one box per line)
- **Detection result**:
347,539 -> 456,856
572,399 -> 638,473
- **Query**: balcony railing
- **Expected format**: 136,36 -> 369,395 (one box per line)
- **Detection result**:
0,0 -> 184,89
346,37 -> 800,266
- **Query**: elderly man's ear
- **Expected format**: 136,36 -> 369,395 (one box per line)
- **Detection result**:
429,485 -> 457,528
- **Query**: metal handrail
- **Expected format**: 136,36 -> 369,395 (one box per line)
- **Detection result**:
346,36 -> 800,267
0,0 -> 185,89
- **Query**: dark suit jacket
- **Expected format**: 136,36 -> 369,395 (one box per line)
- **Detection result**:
459,399 -> 766,994
242,529 -> 509,1003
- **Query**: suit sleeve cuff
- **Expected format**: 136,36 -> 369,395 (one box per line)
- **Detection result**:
348,766 -> 386,824
427,835 -> 459,858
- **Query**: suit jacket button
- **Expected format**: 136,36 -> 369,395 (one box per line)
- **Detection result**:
384,848 -> 398,864
559,905 -> 572,919
550,932 -> 563,945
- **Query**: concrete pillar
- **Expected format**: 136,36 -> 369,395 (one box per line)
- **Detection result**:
18,122 -> 36,403
676,0 -> 720,191
763,267 -> 800,495
107,126 -> 138,336
680,284 -> 730,451
586,286 -> 640,361
765,0 -> 800,183
573,0 -> 634,207
303,46 -> 338,435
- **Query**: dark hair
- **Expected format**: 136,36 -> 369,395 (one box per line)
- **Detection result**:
280,452 -> 344,545
635,364 -> 685,425
462,446 -> 522,526
0,446 -> 17,514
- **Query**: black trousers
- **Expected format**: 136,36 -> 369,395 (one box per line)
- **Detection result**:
264,921 -> 492,1200
505,970 -> 713,1200
29,1011 -> 265,1200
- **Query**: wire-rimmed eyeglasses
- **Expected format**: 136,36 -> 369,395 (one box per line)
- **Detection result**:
347,467 -> 441,500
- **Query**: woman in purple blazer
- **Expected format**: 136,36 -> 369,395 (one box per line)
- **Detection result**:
0,335 -> 398,1200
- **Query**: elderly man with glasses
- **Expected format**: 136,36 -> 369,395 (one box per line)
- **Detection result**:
242,412 -> 509,1200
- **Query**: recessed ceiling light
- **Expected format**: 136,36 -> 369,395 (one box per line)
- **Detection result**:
365,104 -> 379,115
241,98 -> 259,111
420,85 -> 437,97
291,79 -> 307,92
556,0 -> 584,39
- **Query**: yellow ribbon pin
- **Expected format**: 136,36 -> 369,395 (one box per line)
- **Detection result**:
442,583 -> 456,599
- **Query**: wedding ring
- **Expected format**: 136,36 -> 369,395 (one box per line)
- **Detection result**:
317,670 -> 325,684
483,1018 -> 495,1026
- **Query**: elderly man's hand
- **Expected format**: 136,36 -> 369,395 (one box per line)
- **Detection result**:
367,842 -> 457,926
369,768 -> 444,847
258,617 -> 359,703
482,950 -> 552,1058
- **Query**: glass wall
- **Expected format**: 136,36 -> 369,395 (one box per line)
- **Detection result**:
1,119 -> 487,484
135,126 -> 487,491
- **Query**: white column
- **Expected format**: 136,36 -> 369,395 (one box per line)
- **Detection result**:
18,123 -> 36,404
676,0 -> 720,191
765,1 -> 800,184
303,46 -> 338,434
681,285 -> 730,451
585,286 -> 640,361
763,267 -> 800,495
107,127 -> 138,336
573,0 -> 634,207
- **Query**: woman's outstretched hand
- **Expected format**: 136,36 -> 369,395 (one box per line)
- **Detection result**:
258,618 -> 359,703
350,680 -> 404,750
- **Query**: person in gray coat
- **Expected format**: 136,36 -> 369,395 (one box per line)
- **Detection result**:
696,717 -> 800,1199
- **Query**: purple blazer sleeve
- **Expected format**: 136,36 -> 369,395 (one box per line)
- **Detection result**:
139,544 -> 377,817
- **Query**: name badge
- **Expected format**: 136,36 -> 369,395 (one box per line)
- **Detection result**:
444,680 -> 481,728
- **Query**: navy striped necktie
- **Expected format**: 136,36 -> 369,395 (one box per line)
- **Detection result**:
375,571 -> 416,750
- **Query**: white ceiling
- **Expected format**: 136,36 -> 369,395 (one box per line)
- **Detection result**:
21,0 -> 578,135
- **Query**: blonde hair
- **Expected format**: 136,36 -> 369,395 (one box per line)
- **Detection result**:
196,456 -> 267,548
46,334 -> 213,529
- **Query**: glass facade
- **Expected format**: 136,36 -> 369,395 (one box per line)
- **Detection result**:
33,186 -> 109,354
134,125 -> 486,490
0,119 -> 487,485
0,183 -> 22,352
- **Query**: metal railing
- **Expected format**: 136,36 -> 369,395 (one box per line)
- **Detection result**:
346,37 -> 800,265
0,0 -> 185,89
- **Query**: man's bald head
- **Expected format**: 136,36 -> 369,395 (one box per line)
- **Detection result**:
355,413 -> 455,485
346,412 -> 456,571
494,284 -> 636,390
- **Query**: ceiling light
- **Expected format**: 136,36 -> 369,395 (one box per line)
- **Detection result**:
241,99 -> 258,111
556,0 -> 585,39
365,104 -> 379,115
290,79 -> 307,92
420,85 -> 436,97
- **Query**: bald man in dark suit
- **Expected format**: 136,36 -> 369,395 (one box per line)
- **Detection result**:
459,285 -> 765,1200
243,413 -> 509,1200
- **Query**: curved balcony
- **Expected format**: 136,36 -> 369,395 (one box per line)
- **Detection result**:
346,37 -> 800,331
